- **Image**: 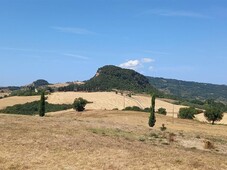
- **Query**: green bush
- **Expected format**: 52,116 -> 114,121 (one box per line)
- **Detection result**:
157,107 -> 167,115
73,97 -> 88,112
0,101 -> 72,115
123,106 -> 143,112
143,107 -> 151,112
178,107 -> 197,119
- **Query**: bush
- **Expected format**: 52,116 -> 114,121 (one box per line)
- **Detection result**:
0,101 -> 72,115
112,108 -> 119,110
73,97 -> 88,112
178,107 -> 197,119
144,107 -> 151,112
160,124 -> 167,131
123,106 -> 143,112
127,93 -> 132,97
157,107 -> 167,115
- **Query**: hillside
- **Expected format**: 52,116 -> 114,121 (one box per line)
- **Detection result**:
83,65 -> 159,93
31,79 -> 50,87
1,110 -> 227,169
148,77 -> 227,103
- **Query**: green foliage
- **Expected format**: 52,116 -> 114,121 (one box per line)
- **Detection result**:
147,76 -> 227,103
39,92 -> 45,117
32,79 -> 49,87
157,107 -> 167,115
143,107 -> 151,112
58,65 -> 159,94
204,101 -> 224,125
123,106 -> 143,112
178,107 -> 197,119
73,97 -> 88,112
148,94 -> 156,127
0,101 -> 72,115
10,88 -> 42,96
123,106 -> 152,113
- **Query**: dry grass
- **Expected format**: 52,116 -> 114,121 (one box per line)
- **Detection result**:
1,110 -> 227,169
195,113 -> 227,124
47,92 -> 187,113
0,96 -> 40,109
1,92 -> 227,125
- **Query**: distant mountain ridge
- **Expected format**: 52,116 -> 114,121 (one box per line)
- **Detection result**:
147,76 -> 227,103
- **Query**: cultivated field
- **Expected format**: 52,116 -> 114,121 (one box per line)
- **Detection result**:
0,96 -> 40,110
0,110 -> 227,169
1,92 -> 227,124
47,92 -> 187,113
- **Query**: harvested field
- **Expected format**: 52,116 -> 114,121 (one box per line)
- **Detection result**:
0,110 -> 227,169
0,96 -> 40,110
47,92 -> 187,113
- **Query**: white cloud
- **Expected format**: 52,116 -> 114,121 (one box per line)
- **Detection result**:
52,26 -> 95,35
141,58 -> 154,63
119,58 -> 154,71
119,60 -> 140,70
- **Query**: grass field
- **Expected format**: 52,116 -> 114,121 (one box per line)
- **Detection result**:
0,110 -> 227,169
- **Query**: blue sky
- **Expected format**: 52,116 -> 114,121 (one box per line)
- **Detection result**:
1,0 -> 227,86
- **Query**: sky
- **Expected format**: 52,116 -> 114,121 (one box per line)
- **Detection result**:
0,0 -> 227,86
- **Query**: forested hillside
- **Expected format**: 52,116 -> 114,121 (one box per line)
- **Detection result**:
148,77 -> 227,103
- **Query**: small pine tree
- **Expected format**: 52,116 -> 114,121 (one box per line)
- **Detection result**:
39,91 -> 45,117
148,94 -> 156,127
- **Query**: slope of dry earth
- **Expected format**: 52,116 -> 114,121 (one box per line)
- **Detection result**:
0,110 -> 227,169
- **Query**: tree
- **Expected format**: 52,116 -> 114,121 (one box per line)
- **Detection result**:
39,91 -> 45,117
178,107 -> 196,119
157,107 -> 167,115
148,94 -> 156,127
73,97 -> 88,112
204,105 -> 224,125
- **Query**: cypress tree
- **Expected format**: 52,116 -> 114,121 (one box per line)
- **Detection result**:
39,91 -> 45,117
148,94 -> 156,127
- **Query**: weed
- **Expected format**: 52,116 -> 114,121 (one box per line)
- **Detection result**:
160,124 -> 167,131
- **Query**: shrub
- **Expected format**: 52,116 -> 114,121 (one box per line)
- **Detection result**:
127,93 -> 132,97
158,107 -> 167,115
112,108 -> 118,110
0,101 -> 72,115
73,97 -> 88,112
143,107 -> 151,112
123,106 -> 143,112
160,124 -> 167,131
178,107 -> 197,119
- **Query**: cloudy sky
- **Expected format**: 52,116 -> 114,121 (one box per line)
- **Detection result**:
1,0 -> 227,86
